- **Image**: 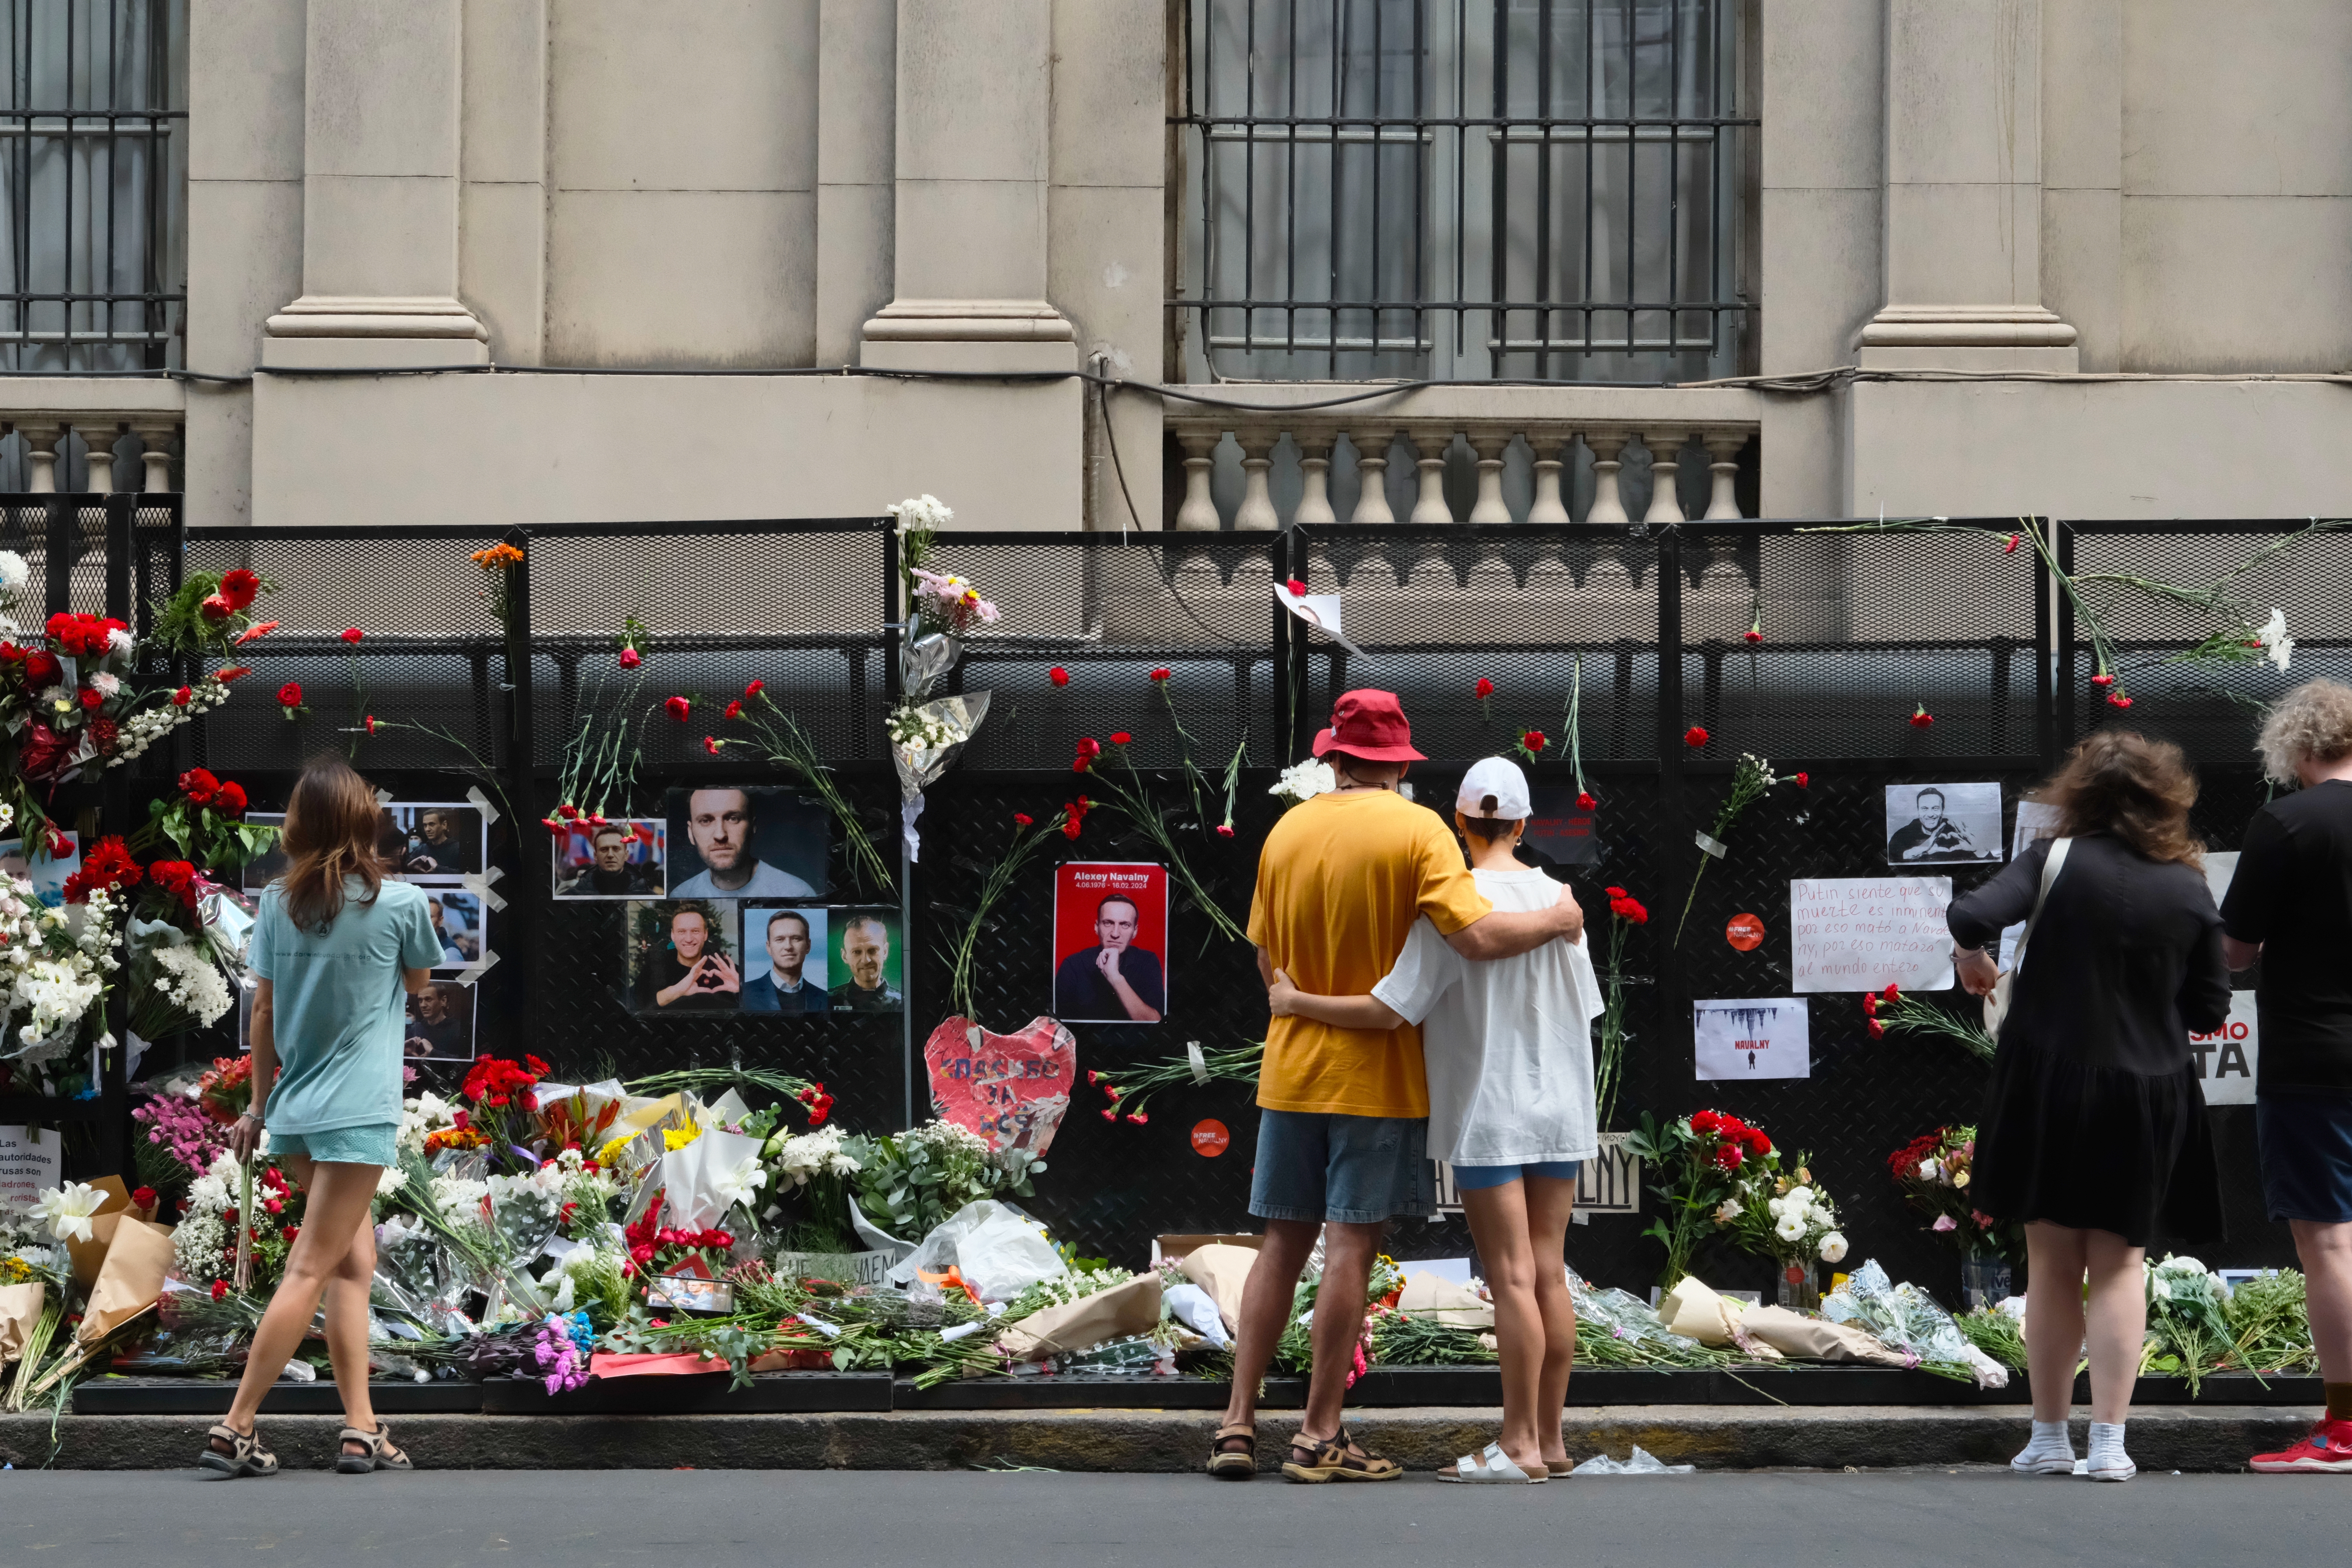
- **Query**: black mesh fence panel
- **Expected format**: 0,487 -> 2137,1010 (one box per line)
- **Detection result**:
30,513 -> 2318,1295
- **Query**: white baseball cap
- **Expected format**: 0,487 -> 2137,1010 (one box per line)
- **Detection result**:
1457,756 -> 1532,821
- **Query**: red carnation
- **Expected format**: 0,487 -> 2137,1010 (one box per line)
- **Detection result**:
1475,677 -> 1494,699
1684,726 -> 1709,748
1743,629 -> 1763,645
1794,771 -> 1810,789
1882,983 -> 1901,1003
1216,824 -> 1235,838
1691,1110 -> 1722,1136
1909,705 -> 1934,728
724,700 -> 743,720
2107,693 -> 2133,709
1049,667 -> 1070,687
340,627 -> 363,645
1285,578 -> 1307,596
1867,1017 -> 1886,1039
210,1279 -> 229,1302
1713,1144 -> 1744,1171
2090,673 -> 2115,688
1862,992 -> 1878,1016
702,736 -> 720,755
1577,791 -> 1598,810
665,695 -> 691,722
178,768 -> 219,804
744,679 -> 765,698
1109,731 -> 1132,746
2004,534 -> 2020,554
1013,812 -> 1034,828
215,781 -> 248,816
1150,668 -> 1171,683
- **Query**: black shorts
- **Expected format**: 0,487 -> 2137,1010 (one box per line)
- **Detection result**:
2256,1094 -> 2352,1225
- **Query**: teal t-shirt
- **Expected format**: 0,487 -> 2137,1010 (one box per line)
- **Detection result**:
250,877 -> 444,1134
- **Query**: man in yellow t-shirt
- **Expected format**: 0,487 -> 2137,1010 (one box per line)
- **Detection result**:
1208,690 -> 1585,1483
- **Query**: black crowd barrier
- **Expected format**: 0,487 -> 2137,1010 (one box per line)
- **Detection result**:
5,503 -> 2342,1302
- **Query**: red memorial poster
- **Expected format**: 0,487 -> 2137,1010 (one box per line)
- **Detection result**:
1051,862 -> 1170,1024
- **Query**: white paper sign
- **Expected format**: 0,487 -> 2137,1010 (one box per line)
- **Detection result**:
1999,802 -> 2065,969
0,1125 -> 64,1213
1694,998 -> 1812,1080
1789,877 -> 1955,993
1273,583 -> 1365,656
2190,992 -> 2259,1107
2203,851 -> 2239,910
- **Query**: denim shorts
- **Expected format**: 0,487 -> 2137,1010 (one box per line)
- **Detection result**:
2257,1094 -> 2352,1224
268,1122 -> 399,1167
1451,1159 -> 1583,1192
1248,1109 -> 1433,1224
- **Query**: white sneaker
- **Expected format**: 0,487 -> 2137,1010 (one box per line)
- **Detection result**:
2076,1454 -> 2136,1482
2012,1446 -> 2075,1475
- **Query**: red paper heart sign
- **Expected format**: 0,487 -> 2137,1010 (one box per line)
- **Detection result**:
923,1014 -> 1075,1157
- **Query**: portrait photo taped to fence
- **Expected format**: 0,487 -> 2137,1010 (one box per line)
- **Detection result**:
379,801 -> 487,882
665,785 -> 827,899
552,819 -> 667,898
742,906 -> 828,1015
1884,782 -> 2004,865
830,910 -> 902,1013
629,900 -> 743,1014
402,980 -> 476,1061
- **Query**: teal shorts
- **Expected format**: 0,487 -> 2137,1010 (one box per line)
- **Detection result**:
268,1122 -> 399,1167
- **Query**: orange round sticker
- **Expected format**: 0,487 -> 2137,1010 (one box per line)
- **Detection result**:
1726,912 -> 1766,951
1191,1119 -> 1231,1157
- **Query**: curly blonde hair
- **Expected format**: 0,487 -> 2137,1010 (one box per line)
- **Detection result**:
2256,679 -> 2352,786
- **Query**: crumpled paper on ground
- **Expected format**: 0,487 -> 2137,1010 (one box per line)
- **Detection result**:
997,1274 -> 1164,1359
1398,1270 -> 1496,1330
1573,1445 -> 1695,1475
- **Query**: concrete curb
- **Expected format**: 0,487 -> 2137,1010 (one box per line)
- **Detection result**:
0,1405 -> 2317,1473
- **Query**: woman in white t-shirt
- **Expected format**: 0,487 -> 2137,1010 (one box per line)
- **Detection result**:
1269,757 -> 1601,1483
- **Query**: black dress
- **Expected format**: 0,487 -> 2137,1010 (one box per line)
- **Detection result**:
1947,831 -> 2233,1245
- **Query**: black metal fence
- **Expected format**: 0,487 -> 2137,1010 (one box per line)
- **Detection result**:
6,508 -> 2336,1303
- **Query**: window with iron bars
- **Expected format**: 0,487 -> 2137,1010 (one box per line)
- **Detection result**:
1170,0 -> 1753,383
0,0 -> 185,374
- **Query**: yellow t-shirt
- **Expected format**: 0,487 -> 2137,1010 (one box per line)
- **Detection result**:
1247,789 -> 1493,1118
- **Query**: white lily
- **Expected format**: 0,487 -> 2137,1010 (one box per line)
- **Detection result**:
714,1154 -> 769,1212
30,1180 -> 107,1243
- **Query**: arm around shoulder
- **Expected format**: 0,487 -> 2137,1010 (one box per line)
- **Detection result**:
1444,879 -> 1583,961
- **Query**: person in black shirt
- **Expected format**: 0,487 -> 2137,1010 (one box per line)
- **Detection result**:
2218,680 -> 2352,1468
1053,894 -> 1166,1022
1946,731 -> 2229,1483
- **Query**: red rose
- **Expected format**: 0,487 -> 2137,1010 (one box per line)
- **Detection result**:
340,627 -> 363,644
1691,1109 -> 1722,1136
219,568 -> 260,611
1683,726 -> 1709,748
282,1225 -> 298,1243
1713,1144 -> 1744,1171
1475,677 -> 1494,699
618,646 -> 642,669
215,781 -> 248,815
276,681 -> 303,707
24,649 -> 60,687
210,1279 -> 229,1301
77,687 -> 102,710
665,695 -> 691,722
172,684 -> 191,706
131,1185 -> 157,1209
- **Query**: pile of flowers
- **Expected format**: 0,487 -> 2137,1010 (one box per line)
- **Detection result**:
172,1150 -> 305,1292
0,803 -> 123,1091
1719,1153 -> 1848,1301
1626,1108 -> 1780,1288
131,1083 -> 235,1213
1888,1125 -> 2022,1265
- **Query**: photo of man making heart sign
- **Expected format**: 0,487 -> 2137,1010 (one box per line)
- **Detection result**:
627,899 -> 743,1014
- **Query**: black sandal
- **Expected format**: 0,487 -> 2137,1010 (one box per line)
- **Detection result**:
1206,1422 -> 1257,1479
199,1422 -> 278,1478
1280,1425 -> 1404,1483
336,1422 -> 412,1474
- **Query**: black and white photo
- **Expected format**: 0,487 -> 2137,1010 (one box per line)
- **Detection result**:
1883,782 -> 2003,865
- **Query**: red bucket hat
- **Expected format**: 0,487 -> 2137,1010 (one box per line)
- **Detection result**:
1311,689 -> 1426,763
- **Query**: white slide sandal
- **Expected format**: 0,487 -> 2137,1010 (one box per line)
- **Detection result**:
1437,1442 -> 1545,1483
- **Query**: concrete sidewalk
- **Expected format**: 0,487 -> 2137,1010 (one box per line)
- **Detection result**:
1,1404 -> 2318,1472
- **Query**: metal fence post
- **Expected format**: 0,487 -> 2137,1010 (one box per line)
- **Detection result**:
43,495 -> 76,615
1654,524 -> 1687,1029
501,527 -> 537,1057
2051,519 -> 2077,754
93,494 -> 135,1175
2032,516 -> 2057,770
1281,525 -> 1305,758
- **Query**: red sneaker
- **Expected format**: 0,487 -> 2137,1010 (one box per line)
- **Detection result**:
2251,1418 -> 2352,1474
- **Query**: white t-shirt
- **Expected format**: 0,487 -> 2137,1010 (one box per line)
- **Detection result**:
1370,864 -> 1604,1168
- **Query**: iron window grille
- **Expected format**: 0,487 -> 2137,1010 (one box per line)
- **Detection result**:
0,0 -> 185,373
1171,0 -> 1754,383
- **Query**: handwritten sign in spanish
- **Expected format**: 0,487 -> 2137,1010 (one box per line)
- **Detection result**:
1788,877 -> 1955,994
0,1125 -> 62,1213
1693,997 -> 1812,1081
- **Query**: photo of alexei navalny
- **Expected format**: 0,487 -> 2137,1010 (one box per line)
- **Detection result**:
741,906 -> 828,1014
665,785 -> 828,899
553,819 -> 666,898
378,802 -> 486,881
630,900 -> 743,1013
402,980 -> 476,1060
830,911 -> 902,1013
1054,895 -> 1166,1023
1884,782 -> 2002,865
426,889 -> 485,967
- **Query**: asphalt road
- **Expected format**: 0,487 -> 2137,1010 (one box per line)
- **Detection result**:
4,1468 -> 2349,1566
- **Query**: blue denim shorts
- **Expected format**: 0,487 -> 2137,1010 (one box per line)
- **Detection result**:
1248,1109 -> 1432,1224
268,1122 -> 399,1167
2257,1094 -> 2352,1224
1451,1159 -> 1583,1192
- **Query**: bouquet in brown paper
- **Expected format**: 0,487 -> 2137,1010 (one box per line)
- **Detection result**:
996,1273 -> 1163,1361
0,1280 -> 46,1367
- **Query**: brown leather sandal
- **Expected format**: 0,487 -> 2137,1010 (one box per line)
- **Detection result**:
336,1422 -> 412,1474
1280,1425 -> 1403,1483
199,1422 -> 278,1478
1205,1423 -> 1258,1479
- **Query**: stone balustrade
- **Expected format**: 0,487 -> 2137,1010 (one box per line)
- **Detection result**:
1162,385 -> 1764,531
0,380 -> 186,492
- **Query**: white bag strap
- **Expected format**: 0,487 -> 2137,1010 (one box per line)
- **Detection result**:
2008,836 -> 2073,977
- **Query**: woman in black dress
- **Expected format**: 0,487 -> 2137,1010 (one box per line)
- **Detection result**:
1948,731 -> 2231,1484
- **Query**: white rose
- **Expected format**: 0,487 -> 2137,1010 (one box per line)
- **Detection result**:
1818,1231 -> 1849,1264
1774,1212 -> 1806,1243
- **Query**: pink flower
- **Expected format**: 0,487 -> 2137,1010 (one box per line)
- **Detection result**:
1215,824 -> 1235,838
619,647 -> 641,669
1932,1214 -> 1958,1232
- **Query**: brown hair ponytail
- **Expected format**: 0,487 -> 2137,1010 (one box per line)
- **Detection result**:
278,755 -> 390,931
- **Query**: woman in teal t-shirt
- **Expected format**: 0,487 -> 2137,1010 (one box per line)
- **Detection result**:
202,758 -> 445,1479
